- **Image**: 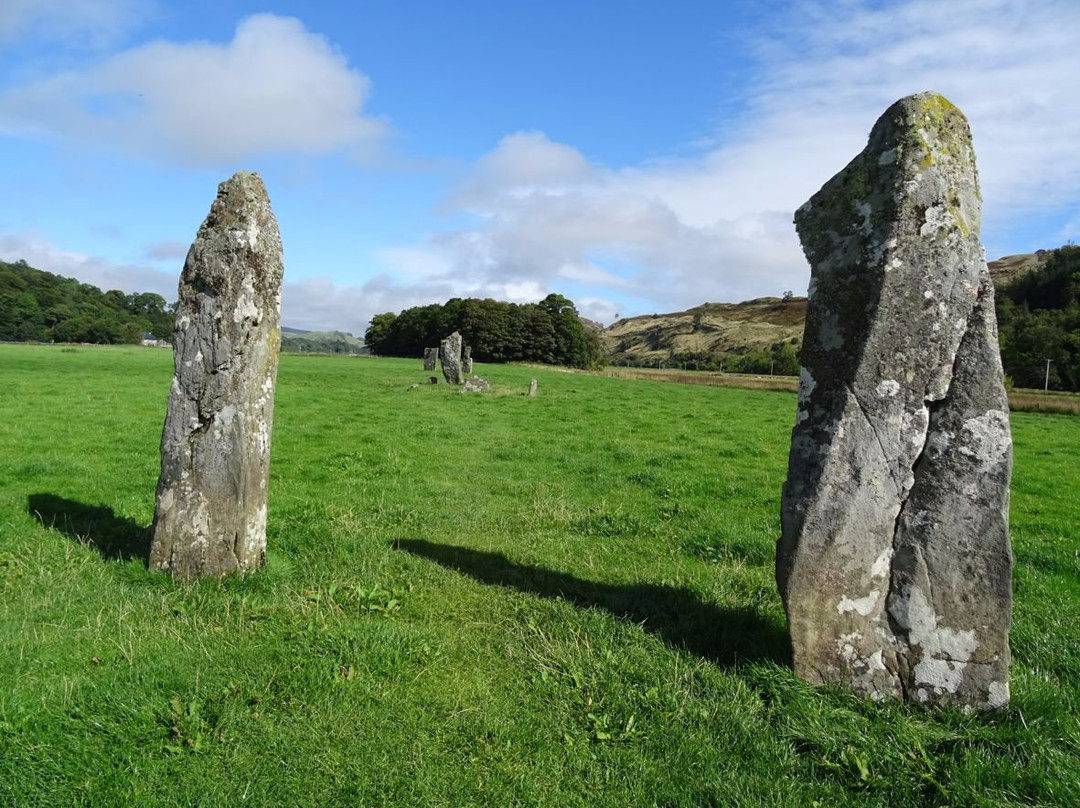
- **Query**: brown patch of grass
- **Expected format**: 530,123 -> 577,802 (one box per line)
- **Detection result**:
1008,390 -> 1080,415
597,368 -> 1080,414
599,367 -> 798,393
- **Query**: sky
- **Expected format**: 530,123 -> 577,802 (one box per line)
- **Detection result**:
2,0 -> 1079,336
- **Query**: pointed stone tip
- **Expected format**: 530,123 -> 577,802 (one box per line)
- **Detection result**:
220,170 -> 266,193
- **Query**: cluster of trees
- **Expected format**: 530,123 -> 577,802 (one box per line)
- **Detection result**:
365,294 -> 603,369
997,245 -> 1080,390
0,260 -> 175,344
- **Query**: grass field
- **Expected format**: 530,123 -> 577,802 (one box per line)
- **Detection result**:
1,344 -> 1078,806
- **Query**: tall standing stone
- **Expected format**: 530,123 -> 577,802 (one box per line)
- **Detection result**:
462,345 -> 474,375
440,331 -> 463,385
149,171 -> 284,581
423,347 -> 438,371
777,93 -> 1012,709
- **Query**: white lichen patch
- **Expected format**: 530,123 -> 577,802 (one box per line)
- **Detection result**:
957,410 -> 1011,471
233,276 -> 260,324
987,681 -> 1009,708
913,657 -> 968,698
875,379 -> 900,398
838,589 -> 880,616
870,547 -> 892,579
891,584 -> 980,696
919,204 -> 950,238
798,367 -> 817,404
856,201 -> 873,235
924,428 -> 955,460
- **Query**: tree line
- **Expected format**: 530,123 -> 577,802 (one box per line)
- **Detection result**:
365,293 -> 604,369
996,245 -> 1080,390
0,260 -> 174,344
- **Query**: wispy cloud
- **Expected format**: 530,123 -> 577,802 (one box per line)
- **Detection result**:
0,231 -> 176,298
143,241 -> 189,261
5,1 -> 1079,339
0,14 -> 387,166
368,0 -> 1080,328
0,0 -> 151,45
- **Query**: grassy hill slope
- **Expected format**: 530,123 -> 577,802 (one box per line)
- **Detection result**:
602,251 -> 1050,369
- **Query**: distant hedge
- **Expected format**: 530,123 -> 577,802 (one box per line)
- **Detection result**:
365,293 -> 604,369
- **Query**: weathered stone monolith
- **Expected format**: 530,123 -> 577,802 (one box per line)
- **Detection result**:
423,347 -> 438,371
148,171 -> 284,581
462,345 -> 474,374
440,331 -> 463,384
528,379 -> 538,397
777,92 -> 1012,710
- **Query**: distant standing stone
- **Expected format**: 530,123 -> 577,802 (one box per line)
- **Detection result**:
777,93 -> 1012,710
440,331 -> 463,385
423,347 -> 438,371
528,379 -> 538,397
462,345 -> 474,374
149,171 -> 284,581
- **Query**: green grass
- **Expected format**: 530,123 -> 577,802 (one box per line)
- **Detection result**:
1,343 -> 1078,806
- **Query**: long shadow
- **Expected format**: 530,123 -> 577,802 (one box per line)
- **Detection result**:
394,538 -> 790,668
28,493 -> 150,563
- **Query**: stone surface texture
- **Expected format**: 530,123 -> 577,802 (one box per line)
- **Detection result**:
440,331 -> 463,384
777,93 -> 1012,710
423,347 -> 438,371
462,377 -> 490,394
149,171 -> 283,581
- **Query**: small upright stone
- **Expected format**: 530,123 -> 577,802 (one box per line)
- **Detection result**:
462,345 -> 474,374
440,331 -> 463,385
528,379 -> 538,397
423,347 -> 438,371
149,171 -> 284,581
777,93 -> 1012,710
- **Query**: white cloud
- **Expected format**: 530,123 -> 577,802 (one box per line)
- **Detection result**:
143,241 -> 189,261
0,231 -> 176,298
0,14 -> 387,166
0,0 -> 150,45
370,0 -> 1080,325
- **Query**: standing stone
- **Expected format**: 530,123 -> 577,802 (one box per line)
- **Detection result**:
440,331 -> 463,385
149,171 -> 284,581
777,93 -> 1012,710
462,345 -> 474,375
528,379 -> 538,397
423,347 -> 438,371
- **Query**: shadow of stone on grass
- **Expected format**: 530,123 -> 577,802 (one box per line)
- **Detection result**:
394,538 -> 790,668
28,493 -> 150,564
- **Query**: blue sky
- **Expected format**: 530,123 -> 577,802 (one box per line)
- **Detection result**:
2,0 -> 1079,335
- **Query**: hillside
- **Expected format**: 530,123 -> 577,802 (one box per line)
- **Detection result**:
602,297 -> 805,371
280,330 -> 366,355
602,251 -> 1049,371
